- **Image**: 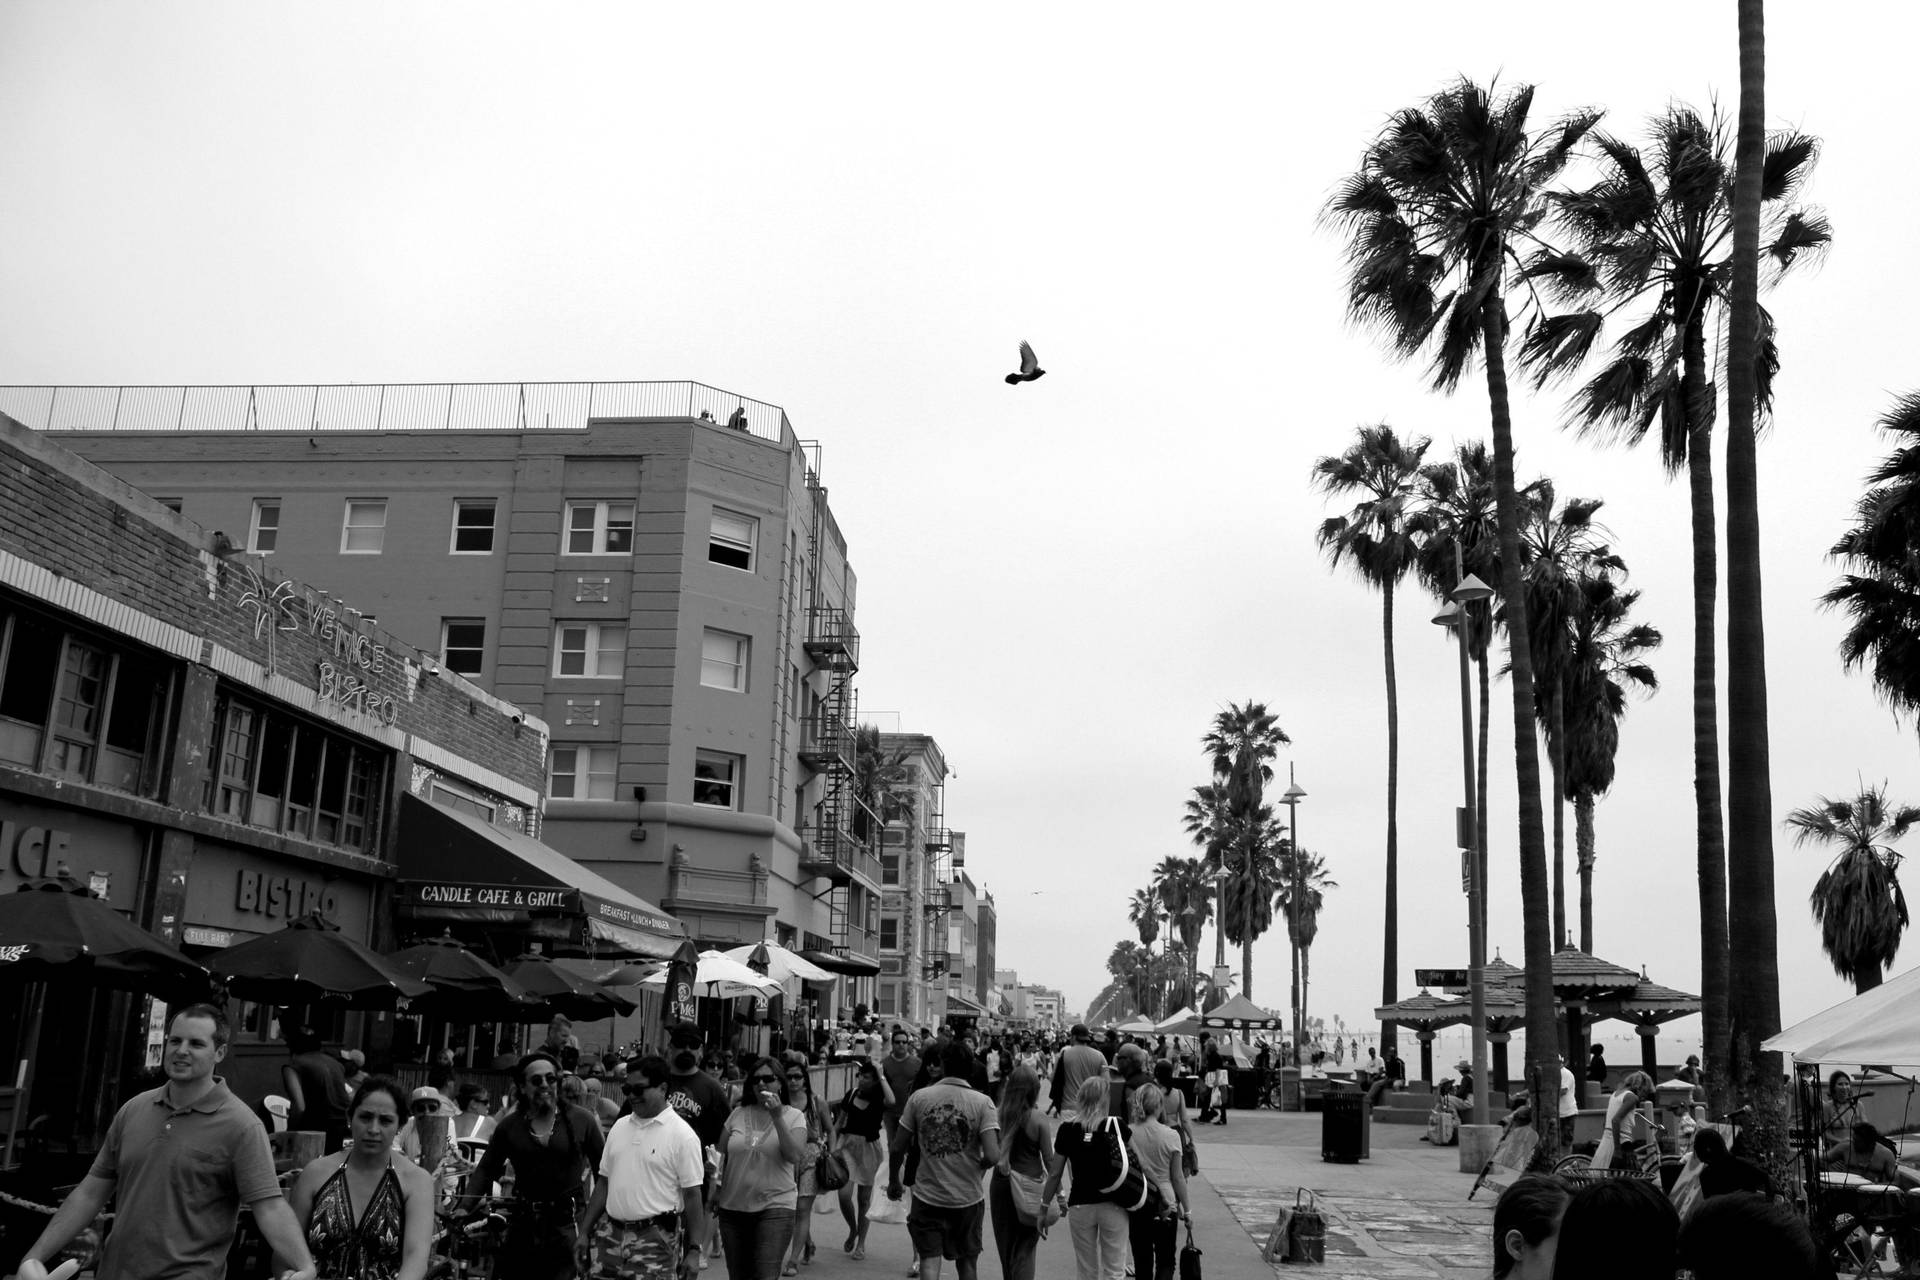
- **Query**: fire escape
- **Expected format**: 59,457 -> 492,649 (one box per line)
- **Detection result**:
795,456 -> 875,954
921,787 -> 958,1001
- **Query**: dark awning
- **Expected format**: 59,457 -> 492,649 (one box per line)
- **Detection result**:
799,949 -> 882,977
396,794 -> 686,959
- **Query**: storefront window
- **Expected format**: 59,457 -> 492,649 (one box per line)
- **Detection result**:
0,606 -> 174,795
207,693 -> 388,855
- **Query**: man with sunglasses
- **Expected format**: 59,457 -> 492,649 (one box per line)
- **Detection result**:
578,1056 -> 706,1280
466,1051 -> 606,1280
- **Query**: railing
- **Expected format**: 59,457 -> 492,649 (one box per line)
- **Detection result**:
797,711 -> 854,770
803,606 -> 860,671
0,381 -> 794,446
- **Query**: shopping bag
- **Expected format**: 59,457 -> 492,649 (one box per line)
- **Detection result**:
1008,1170 -> 1049,1228
1591,1128 -> 1617,1171
1668,1153 -> 1706,1223
1286,1190 -> 1326,1265
868,1189 -> 911,1226
1179,1224 -> 1203,1280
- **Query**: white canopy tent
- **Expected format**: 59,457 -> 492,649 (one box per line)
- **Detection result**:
1762,964 -> 1920,1068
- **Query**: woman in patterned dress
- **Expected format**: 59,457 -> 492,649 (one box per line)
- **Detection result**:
287,1076 -> 437,1280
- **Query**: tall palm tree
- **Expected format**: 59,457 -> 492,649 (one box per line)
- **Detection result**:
1726,0 -> 1787,1148
1560,574 -> 1661,950
1521,103 -> 1825,1107
1313,424 -> 1430,1037
1278,846 -> 1337,1055
1152,854 -> 1215,1010
1128,887 -> 1163,1016
1784,787 -> 1918,993
851,724 -> 915,844
1183,782 -> 1287,1003
1199,703 -> 1291,999
1327,78 -> 1596,1157
1824,392 -> 1920,717
1515,483 -> 1625,946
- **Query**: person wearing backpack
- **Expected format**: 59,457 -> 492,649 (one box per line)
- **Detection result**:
1041,1077 -> 1131,1280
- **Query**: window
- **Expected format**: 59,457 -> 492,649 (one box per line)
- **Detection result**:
552,623 -> 625,678
879,917 -> 899,951
48,640 -> 108,779
877,983 -> 897,1016
249,499 -> 281,554
428,778 -> 496,823
708,509 -> 756,571
0,609 -> 171,793
549,745 -> 618,800
340,499 -> 387,554
882,852 -> 900,886
450,500 -> 497,554
206,693 -> 386,852
700,629 -> 749,691
564,501 -> 635,556
693,750 -> 742,809
441,619 -> 486,676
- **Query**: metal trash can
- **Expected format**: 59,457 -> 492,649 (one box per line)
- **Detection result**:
1230,1067 -> 1262,1110
1279,1065 -> 1302,1112
1321,1089 -> 1370,1163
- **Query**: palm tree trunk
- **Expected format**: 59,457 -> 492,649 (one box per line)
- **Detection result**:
1576,793 -> 1595,952
1683,305 -> 1733,1113
1381,582 -> 1401,1047
1727,0 -> 1788,1171
1477,647 -> 1492,944
1857,966 -> 1883,996
1302,943 -> 1313,1040
1480,290 -> 1560,1162
1550,681 -> 1567,948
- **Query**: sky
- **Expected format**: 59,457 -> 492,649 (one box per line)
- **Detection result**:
3,2 -> 1917,1057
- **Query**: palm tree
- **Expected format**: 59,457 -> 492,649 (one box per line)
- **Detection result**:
1128,887 -> 1163,1016
850,725 -> 914,844
1313,424 -> 1430,1036
1183,782 -> 1288,1004
1521,103 -> 1825,1107
1152,854 -> 1215,1011
1327,78 -> 1596,1157
1785,787 -> 1920,993
1825,392 -> 1920,717
1561,574 -> 1661,950
1278,846 -> 1337,1055
1515,483 -> 1625,946
1198,703 -> 1291,1000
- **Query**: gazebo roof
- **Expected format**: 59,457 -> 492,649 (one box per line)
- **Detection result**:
1374,990 -> 1474,1028
1541,945 -> 1643,994
1441,952 -> 1526,997
1589,978 -> 1702,1026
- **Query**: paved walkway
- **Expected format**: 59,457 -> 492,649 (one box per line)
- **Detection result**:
778,1109 -> 1493,1280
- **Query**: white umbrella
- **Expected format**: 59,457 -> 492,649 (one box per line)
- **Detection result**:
721,941 -> 838,985
640,949 -> 781,998
1763,964 -> 1920,1068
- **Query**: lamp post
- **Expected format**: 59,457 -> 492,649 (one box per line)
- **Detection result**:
1433,557 -> 1494,1119
1281,771 -> 1307,1062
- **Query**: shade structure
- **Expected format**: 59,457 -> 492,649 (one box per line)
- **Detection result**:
207,912 -> 431,1008
640,949 -> 781,999
1114,1017 -> 1158,1034
0,880 -> 207,998
593,961 -> 666,988
505,954 -> 638,1021
1200,994 -> 1283,1030
1587,978 -> 1701,1027
1763,964 -> 1920,1068
799,949 -> 882,977
1372,990 -> 1475,1029
385,935 -> 535,1017
720,941 -> 837,985
1156,1006 -> 1201,1036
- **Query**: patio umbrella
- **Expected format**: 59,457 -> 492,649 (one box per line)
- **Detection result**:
640,949 -> 782,999
0,879 -> 207,997
385,934 -> 535,1016
207,912 -> 432,1008
593,960 -> 665,988
720,941 -> 837,985
505,954 -> 638,1021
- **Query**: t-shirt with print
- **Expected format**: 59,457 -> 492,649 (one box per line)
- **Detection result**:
664,1069 -> 732,1149
898,1077 -> 999,1209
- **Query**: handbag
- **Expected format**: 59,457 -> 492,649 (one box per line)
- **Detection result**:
1007,1169 -> 1049,1227
816,1144 -> 850,1192
1095,1117 -> 1163,1215
1179,1223 -> 1203,1280
1180,1124 -> 1199,1177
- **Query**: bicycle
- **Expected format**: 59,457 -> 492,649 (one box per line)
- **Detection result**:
427,1198 -> 510,1280
1551,1118 -> 1667,1186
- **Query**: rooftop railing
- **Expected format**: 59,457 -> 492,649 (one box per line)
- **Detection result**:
0,381 -> 793,446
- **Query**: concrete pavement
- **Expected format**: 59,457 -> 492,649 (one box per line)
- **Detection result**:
784,1108 -> 1492,1280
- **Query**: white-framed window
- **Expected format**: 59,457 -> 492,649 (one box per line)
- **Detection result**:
708,508 -> 756,571
552,622 -> 625,678
879,917 -> 900,951
549,744 -> 618,800
700,629 -> 750,691
340,499 -> 387,554
564,501 -> 635,556
693,750 -> 742,809
440,618 -> 486,676
249,499 -> 281,554
450,499 -> 497,554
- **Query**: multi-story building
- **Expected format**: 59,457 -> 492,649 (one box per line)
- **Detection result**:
1025,985 -> 1064,1029
16,381 -> 882,1007
976,889 -> 997,1011
873,732 -> 946,1025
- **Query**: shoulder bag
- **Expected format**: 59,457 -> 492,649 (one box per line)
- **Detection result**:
1098,1117 -> 1162,1215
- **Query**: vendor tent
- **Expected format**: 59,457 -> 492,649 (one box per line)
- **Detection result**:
1763,964 -> 1920,1068
1156,1006 -> 1201,1036
1200,994 -> 1282,1030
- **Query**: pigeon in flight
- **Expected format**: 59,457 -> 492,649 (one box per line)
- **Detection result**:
1005,340 -> 1046,385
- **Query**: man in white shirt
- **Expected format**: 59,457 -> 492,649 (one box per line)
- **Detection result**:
579,1055 -> 708,1280
1557,1054 -> 1579,1147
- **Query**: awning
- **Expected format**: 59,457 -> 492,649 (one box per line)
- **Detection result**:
944,992 -> 988,1017
799,949 -> 882,977
396,794 -> 686,959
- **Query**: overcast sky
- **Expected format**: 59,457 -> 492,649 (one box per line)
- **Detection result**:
4,3 -> 1915,1052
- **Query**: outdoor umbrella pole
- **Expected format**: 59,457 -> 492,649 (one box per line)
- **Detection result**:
3,983 -> 47,1168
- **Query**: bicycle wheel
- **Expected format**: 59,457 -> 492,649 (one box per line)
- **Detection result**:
1552,1152 -> 1593,1177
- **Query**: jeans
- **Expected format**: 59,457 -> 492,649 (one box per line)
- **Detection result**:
1128,1212 -> 1177,1280
717,1207 -> 796,1280
988,1171 -> 1039,1280
1068,1202 -> 1129,1280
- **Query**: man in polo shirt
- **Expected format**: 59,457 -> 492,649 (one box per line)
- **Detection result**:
13,1003 -> 317,1280
897,1040 -> 1001,1280
578,1055 -> 706,1280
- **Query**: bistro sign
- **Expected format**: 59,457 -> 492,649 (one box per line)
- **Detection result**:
413,882 -> 575,911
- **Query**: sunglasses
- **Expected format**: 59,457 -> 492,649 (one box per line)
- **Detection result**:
751,1075 -> 779,1085
785,1071 -> 806,1080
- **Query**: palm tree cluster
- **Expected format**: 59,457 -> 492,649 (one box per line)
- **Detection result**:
1323,52 -> 1819,1159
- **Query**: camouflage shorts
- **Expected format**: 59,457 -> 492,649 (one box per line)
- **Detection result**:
590,1217 -> 681,1280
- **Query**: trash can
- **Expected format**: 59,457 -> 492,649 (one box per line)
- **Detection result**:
1230,1067 -> 1262,1110
1174,1075 -> 1201,1111
1279,1065 -> 1302,1112
1322,1089 -> 1370,1163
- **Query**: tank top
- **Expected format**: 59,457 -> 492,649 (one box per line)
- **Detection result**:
306,1156 -> 406,1280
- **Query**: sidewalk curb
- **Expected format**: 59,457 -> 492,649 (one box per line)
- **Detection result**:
1187,1173 -> 1284,1280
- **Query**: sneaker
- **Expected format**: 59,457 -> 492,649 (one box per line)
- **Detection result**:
698,1251 -> 711,1272
908,1259 -> 920,1277
852,1245 -> 866,1261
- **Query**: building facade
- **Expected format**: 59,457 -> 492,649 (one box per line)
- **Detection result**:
28,382 -> 881,1004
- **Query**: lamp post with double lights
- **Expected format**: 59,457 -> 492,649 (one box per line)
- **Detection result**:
1281,770 -> 1307,1062
1433,559 -> 1494,1119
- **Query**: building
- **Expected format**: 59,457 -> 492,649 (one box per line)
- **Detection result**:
976,888 -> 996,1011
0,411 -> 677,1146
21,381 -> 882,1011
1024,985 -> 1064,1029
872,732 -> 946,1025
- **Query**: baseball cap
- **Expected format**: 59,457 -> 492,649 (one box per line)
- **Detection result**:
1069,1023 -> 1090,1039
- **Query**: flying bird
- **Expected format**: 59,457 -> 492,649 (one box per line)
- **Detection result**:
1005,341 -> 1046,385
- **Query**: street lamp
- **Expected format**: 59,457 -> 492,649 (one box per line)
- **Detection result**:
1433,559 -> 1494,1119
1282,771 -> 1306,1064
